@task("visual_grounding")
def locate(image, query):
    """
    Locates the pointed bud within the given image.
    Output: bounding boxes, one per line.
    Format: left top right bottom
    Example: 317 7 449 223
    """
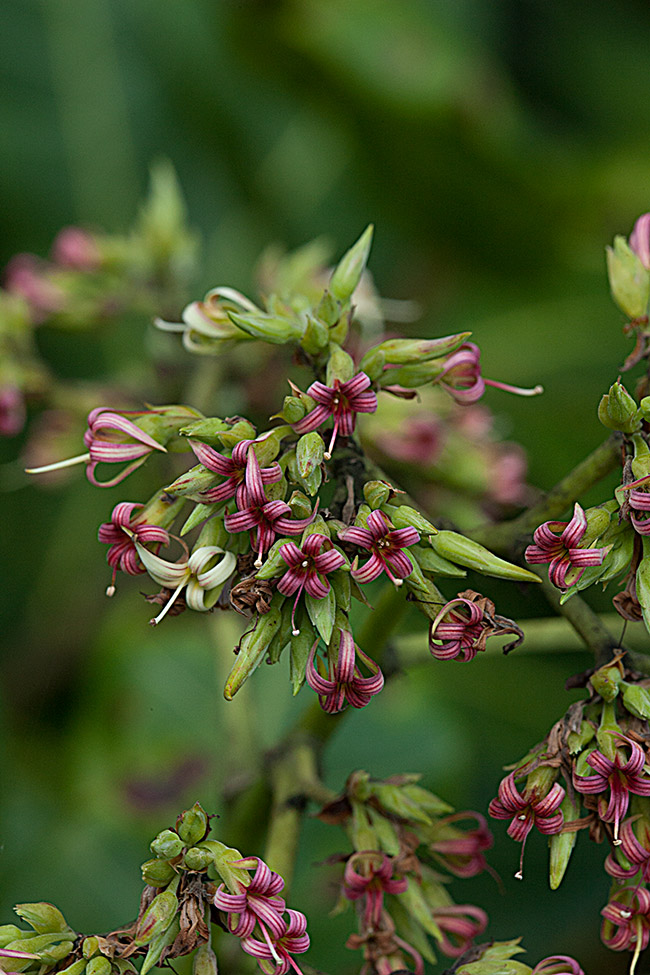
140 919 180 975
181 504 220 536
430 531 541 582
288 491 313 519
385 504 438 536
166 464 223 497
606 234 650 318
214 419 257 448
549 793 580 890
0 927 27 947
305 588 336 644
329 225 373 303
356 346 385 382
224 594 284 699
57 959 89 975
252 426 292 466
296 431 324 484
177 803 209 845
379 358 446 389
13 904 71 935
192 943 218 975
196 840 250 890
82 938 100 959
150 830 184 860
598 382 640 433
364 332 471 366
134 890 179 946
277 396 306 424
362 480 393 509
179 418 229 446
228 310 303 344
40 941 75 964
300 314 329 354
409 544 467 578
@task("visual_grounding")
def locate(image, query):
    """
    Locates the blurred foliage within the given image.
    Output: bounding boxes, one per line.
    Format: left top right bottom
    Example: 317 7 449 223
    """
3 0 650 972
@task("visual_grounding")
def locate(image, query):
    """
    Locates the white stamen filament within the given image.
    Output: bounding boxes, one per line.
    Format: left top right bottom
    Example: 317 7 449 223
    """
25 451 91 474
149 581 186 626
630 920 643 975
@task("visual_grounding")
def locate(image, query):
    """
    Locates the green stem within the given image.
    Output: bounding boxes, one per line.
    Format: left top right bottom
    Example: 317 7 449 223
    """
470 435 621 554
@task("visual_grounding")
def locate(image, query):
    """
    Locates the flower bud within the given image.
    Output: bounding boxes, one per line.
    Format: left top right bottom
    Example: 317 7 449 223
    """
597 382 640 433
192 943 218 975
150 829 184 860
177 802 209 845
196 840 250 890
57 959 89 975
590 659 624 702
40 941 75 964
297 432 324 480
278 396 306 424
140 919 180 975
379 358 445 389
215 419 257 448
253 425 292 466
165 464 223 497
549 794 580 890
182 847 213 871
0 926 27 947
86 956 112 975
288 491 314 520
223 594 284 699
141 859 176 888
409 544 467 578
134 889 179 946
606 235 650 318
363 480 392 509
179 418 229 446
300 314 329 355
385 504 437 536
82 938 100 959
229 310 303 344
329 225 373 303
621 681 650 719
326 344 355 385
430 530 540 582
316 289 340 327
195 518 229 550
14 904 70 935
356 346 385 382
364 332 471 366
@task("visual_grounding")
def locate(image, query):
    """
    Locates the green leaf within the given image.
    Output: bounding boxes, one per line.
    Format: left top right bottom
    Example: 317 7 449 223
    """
305 588 336 644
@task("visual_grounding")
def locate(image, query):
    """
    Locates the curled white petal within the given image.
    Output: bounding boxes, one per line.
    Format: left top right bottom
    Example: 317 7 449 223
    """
135 542 190 587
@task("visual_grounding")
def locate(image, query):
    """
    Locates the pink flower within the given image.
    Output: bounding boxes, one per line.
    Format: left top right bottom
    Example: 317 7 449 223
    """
488 772 565 879
276 534 346 634
214 857 287 940
606 817 650 883
531 956 584 975
630 214 650 270
342 852 407 930
306 630 384 713
377 416 443 465
601 886 650 961
428 812 493 878
524 502 608 589
293 372 377 458
572 733 650 843
189 439 282 506
437 342 542 405
624 478 650 536
240 909 310 975
4 253 65 323
339 509 419 587
0 385 26 436
429 590 524 662
51 227 100 270
83 408 167 486
431 904 487 958
98 501 170 594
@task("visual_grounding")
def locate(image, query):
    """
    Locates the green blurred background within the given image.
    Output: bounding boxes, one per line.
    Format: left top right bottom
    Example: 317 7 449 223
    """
3 0 650 971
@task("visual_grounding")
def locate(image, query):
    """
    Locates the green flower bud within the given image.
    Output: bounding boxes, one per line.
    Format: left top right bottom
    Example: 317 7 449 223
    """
195 518 229 550
621 681 650 719
40 941 75 965
350 801 379 852
300 314 329 355
278 396 306 424
255 539 289 579
297 432 324 480
14 904 70 935
197 841 250 890
366 807 400 856
82 937 100 959
329 225 373 303
396 882 443 940
182 847 213 871
326 344 355 385
567 719 596 755
606 235 650 318
598 382 640 433
590 659 624 702
549 793 580 890
137 406 204 452
316 289 340 327
409 544 467 578
216 419 257 449
637 538 650 633
384 504 437 536
141 859 176 887
150 829 184 860
364 332 471 366
165 464 222 498
0 926 27 947
181 504 221 536
330 567 351 613
192 943 218 975
631 433 650 482
140 919 180 975
134 889 179 947
379 359 445 389
253 426 292 466
228 310 303 345
356 347 385 382
288 491 313 519
363 480 393 509
179 418 229 446
430 531 540 582
224 593 284 699
177 802 209 846
86 956 112 975
57 959 89 975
